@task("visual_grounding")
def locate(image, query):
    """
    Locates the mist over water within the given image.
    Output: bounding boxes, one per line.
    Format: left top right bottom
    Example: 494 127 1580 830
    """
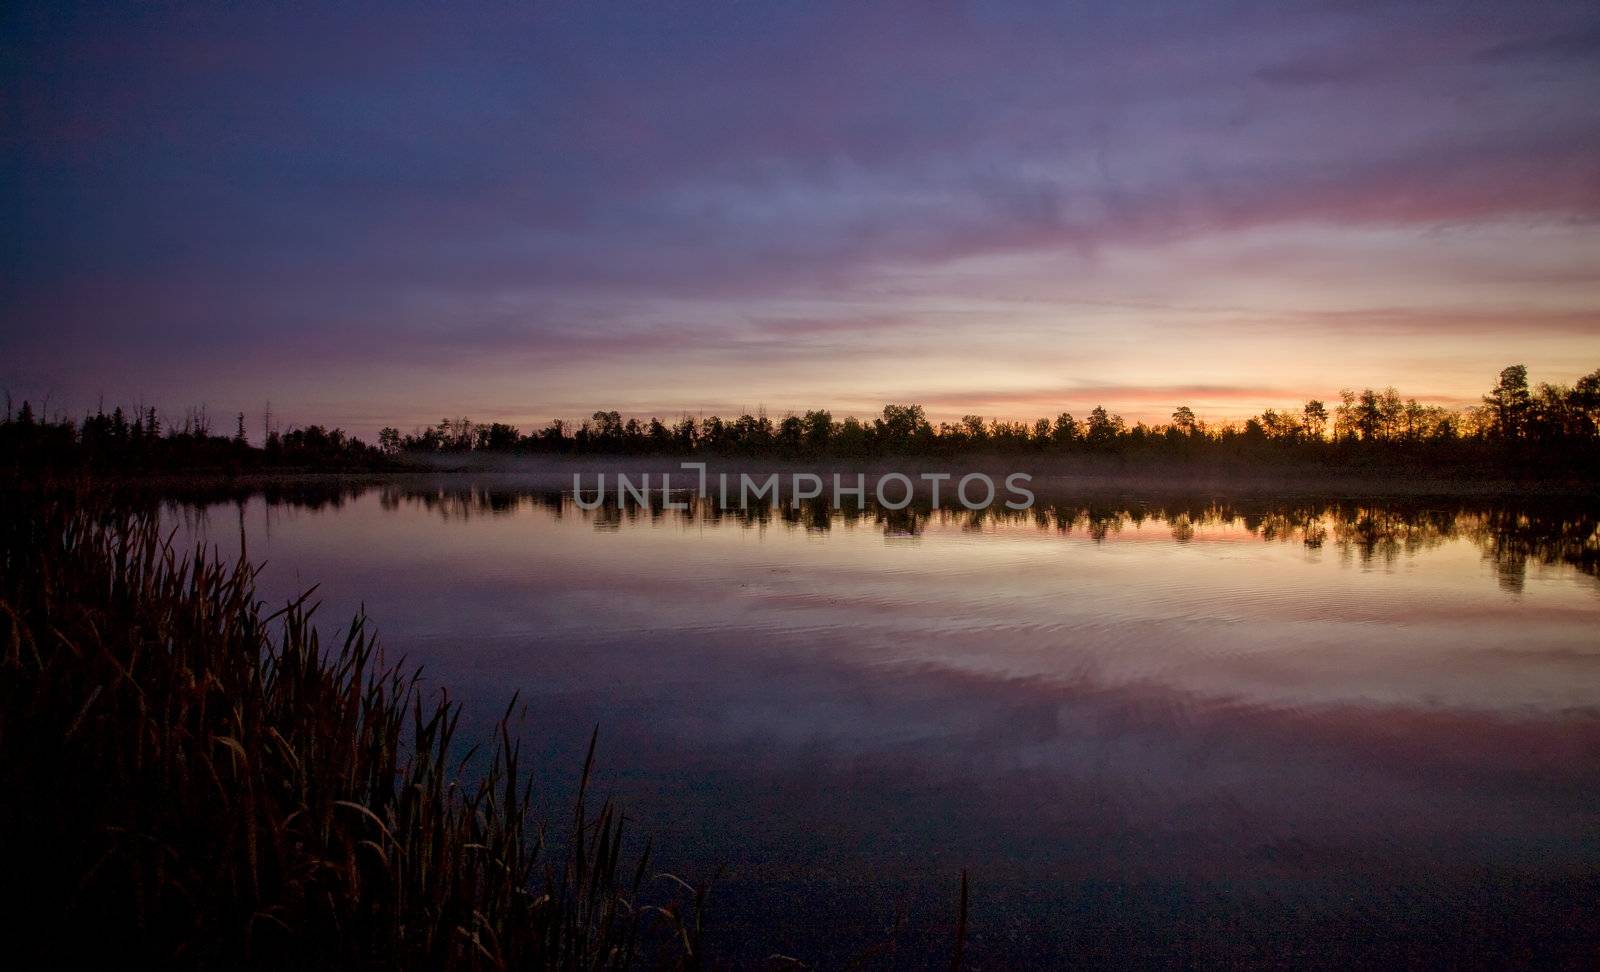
165 481 1600 967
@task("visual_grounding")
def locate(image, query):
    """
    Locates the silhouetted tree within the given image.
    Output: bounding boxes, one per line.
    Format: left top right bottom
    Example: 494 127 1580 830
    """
1051 412 1079 446
959 415 987 447
476 422 519 451
1259 408 1301 440
835 416 869 455
1086 406 1124 445
875 404 930 453
1303 400 1328 440
1485 364 1532 439
802 410 833 453
673 415 697 452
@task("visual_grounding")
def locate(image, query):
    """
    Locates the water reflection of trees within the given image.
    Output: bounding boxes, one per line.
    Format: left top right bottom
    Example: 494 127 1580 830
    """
156 483 1600 591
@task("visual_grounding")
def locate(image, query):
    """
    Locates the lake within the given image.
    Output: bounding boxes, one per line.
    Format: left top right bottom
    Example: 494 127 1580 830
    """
165 479 1600 967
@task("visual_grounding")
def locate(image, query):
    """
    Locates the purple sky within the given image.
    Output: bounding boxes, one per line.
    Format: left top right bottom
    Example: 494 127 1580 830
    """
4 0 1598 438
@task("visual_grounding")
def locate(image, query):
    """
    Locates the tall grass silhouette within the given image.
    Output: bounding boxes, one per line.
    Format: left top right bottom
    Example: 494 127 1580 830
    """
0 491 703 969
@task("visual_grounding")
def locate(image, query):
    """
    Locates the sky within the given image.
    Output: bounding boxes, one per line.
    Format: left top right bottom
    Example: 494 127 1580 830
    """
3 0 1598 439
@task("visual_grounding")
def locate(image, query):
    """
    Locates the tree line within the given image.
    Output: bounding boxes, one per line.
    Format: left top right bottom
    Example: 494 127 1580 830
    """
373 364 1598 458
3 364 1596 471
0 399 385 472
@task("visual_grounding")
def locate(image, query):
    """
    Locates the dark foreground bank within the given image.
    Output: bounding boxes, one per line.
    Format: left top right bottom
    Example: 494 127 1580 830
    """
0 490 744 968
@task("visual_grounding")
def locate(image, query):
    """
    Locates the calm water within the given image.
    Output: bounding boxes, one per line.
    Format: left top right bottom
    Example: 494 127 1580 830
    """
168 482 1600 967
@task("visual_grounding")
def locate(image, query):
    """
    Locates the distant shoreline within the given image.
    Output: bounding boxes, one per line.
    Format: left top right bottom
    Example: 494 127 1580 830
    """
69 455 1600 502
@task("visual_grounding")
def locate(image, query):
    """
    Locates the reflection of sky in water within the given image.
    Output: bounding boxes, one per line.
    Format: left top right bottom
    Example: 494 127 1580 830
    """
167 487 1600 966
